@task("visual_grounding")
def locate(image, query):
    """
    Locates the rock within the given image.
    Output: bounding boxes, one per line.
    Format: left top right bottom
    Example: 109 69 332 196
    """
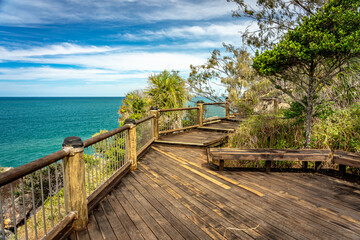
0 229 14 240
279 102 290 109
2 193 33 229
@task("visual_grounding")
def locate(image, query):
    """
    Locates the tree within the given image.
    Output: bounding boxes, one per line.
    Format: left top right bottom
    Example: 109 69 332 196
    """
227 0 325 50
118 90 150 124
253 0 360 148
146 70 189 109
188 43 272 113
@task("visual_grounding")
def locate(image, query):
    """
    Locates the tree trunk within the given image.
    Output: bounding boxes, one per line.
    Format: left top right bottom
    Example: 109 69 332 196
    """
304 97 313 149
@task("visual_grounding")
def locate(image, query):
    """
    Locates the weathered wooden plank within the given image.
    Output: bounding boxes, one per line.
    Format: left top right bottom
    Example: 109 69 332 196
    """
137 166 255 240
141 156 264 239
209 147 330 162
86 213 104 240
334 156 360 168
212 153 328 162
93 204 118 240
76 229 91 240
155 140 204 146
125 176 205 240
211 148 330 154
101 198 131 240
152 148 360 239
131 170 225 240
143 154 296 238
159 125 199 135
107 192 145 240
334 150 360 158
255 172 360 224
119 183 174 240
146 153 308 239
197 126 235 132
113 186 158 240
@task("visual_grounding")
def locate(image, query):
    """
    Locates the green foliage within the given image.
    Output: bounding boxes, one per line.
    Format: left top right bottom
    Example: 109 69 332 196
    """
118 90 151 125
253 0 360 76
253 0 360 147
331 58 360 107
147 70 189 109
90 130 126 171
228 0 324 50
181 109 198 127
284 96 334 123
230 104 360 152
230 115 304 149
188 44 258 102
188 43 272 114
312 104 360 151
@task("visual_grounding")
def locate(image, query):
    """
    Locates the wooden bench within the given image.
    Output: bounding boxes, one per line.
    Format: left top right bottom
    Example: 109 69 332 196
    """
333 150 360 176
208 148 331 172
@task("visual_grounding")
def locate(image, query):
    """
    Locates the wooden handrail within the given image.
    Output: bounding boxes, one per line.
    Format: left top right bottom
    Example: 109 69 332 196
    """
136 115 154 125
159 107 199 112
83 124 130 147
0 149 69 187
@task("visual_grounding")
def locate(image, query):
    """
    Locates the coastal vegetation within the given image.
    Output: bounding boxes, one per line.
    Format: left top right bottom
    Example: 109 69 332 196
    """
188 0 360 152
118 70 189 125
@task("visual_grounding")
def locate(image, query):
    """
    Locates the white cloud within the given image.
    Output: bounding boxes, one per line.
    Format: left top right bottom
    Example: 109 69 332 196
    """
0 43 113 62
143 0 237 21
0 43 208 72
34 52 207 71
0 67 148 82
0 0 236 26
122 21 257 42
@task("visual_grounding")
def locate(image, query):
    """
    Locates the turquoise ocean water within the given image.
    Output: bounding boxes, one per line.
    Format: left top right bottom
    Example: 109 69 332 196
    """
0 97 124 167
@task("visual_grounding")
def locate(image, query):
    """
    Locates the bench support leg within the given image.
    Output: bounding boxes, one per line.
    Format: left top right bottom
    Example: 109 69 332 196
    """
315 161 321 172
265 160 271 172
219 160 224 171
339 164 346 176
302 161 308 170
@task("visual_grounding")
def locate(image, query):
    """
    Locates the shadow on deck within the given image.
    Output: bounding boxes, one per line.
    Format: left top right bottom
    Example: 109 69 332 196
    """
71 121 360 240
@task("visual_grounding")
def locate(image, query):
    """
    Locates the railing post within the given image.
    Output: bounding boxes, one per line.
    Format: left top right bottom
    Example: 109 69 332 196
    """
62 136 88 231
125 119 137 171
225 98 230 118
150 107 159 139
197 101 204 127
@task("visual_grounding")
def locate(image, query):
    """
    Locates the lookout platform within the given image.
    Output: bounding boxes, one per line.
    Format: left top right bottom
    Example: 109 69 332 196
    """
71 122 360 240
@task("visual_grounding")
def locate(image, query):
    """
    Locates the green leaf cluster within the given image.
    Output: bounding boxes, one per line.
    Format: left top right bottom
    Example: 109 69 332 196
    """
147 70 189 109
253 0 360 76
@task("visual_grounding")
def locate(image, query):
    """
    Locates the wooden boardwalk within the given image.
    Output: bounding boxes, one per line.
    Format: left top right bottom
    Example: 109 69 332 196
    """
72 143 360 239
155 121 239 147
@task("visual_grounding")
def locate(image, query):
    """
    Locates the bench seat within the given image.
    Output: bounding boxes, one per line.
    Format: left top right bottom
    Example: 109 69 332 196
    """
333 150 360 175
208 148 330 171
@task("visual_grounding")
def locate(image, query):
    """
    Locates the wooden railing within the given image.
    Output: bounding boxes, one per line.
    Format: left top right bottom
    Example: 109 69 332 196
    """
0 102 227 239
202 102 229 123
0 115 156 239
152 101 230 135
0 147 72 239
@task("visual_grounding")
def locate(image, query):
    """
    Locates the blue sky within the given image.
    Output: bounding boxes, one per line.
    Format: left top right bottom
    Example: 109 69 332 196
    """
0 0 255 97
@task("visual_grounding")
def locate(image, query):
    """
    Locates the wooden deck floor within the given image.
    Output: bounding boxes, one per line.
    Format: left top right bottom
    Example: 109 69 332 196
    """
156 129 229 147
203 120 241 130
74 144 360 240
